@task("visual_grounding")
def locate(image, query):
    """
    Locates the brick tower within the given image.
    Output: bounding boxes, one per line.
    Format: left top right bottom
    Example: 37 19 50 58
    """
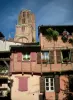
14 10 36 43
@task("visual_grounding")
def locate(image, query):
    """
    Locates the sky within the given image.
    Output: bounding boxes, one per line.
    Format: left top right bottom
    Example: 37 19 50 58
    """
0 0 73 41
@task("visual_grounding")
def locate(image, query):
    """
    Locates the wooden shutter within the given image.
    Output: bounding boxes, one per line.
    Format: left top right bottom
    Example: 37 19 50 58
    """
37 52 41 64
70 49 73 62
40 76 45 93
17 52 22 62
30 52 37 62
56 50 61 63
49 50 54 64
54 75 60 93
18 77 28 91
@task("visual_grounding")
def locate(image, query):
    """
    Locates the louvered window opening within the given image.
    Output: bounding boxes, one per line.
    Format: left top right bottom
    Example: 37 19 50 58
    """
41 51 49 64
61 50 71 63
22 18 25 24
23 12 26 17
22 52 30 61
45 77 54 92
22 26 25 32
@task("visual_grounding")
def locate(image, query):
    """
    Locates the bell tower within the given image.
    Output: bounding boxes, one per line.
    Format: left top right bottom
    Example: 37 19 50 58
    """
14 10 36 43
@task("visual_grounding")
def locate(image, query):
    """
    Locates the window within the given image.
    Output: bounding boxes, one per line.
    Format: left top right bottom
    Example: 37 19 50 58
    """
22 52 30 61
45 77 54 92
23 12 26 17
61 50 71 63
41 51 49 64
22 26 25 32
22 18 25 24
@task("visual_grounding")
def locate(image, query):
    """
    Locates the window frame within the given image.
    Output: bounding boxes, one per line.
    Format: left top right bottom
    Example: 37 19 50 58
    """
45 77 54 92
41 51 49 64
61 49 71 63
22 52 30 61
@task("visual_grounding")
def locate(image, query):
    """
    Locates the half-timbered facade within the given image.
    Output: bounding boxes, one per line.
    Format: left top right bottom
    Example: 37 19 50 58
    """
9 25 73 100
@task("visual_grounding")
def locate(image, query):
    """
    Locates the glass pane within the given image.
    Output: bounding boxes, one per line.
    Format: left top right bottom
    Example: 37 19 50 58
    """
51 87 54 90
46 87 49 90
46 83 49 86
50 78 53 82
46 78 48 82
51 83 53 86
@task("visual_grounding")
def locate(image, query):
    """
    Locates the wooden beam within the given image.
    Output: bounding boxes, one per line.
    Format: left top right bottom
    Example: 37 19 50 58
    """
0 58 10 61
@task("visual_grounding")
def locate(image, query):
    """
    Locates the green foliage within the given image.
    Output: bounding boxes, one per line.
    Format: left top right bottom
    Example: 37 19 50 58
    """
46 28 59 41
68 38 73 44
53 30 59 41
61 36 68 43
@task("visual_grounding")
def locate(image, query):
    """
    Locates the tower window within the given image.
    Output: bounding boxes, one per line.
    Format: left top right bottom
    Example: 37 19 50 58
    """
23 12 26 17
22 18 25 24
22 26 25 32
27 12 30 18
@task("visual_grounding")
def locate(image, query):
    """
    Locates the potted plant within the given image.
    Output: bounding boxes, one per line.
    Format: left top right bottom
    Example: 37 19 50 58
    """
61 36 68 43
63 57 70 63
68 38 73 44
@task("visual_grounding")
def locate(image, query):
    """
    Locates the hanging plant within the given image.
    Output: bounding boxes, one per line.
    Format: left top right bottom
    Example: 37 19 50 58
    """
68 38 73 44
61 36 68 43
52 30 59 41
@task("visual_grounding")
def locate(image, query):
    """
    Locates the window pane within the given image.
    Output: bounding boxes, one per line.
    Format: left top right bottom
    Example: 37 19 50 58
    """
46 78 48 82
46 87 49 90
51 83 53 86
50 78 53 82
23 53 30 60
46 83 49 86
51 87 54 90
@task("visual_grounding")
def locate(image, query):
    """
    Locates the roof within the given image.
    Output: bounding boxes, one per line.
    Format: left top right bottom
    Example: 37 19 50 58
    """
38 25 73 36
10 42 41 52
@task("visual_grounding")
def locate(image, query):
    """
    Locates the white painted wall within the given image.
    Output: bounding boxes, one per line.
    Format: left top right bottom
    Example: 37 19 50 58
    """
0 40 21 51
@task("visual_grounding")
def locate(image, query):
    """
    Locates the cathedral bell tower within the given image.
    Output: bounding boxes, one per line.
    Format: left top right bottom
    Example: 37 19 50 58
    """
14 10 36 43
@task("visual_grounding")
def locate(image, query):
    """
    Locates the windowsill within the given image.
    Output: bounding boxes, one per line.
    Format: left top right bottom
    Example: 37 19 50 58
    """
45 90 54 92
61 61 71 64
22 60 30 62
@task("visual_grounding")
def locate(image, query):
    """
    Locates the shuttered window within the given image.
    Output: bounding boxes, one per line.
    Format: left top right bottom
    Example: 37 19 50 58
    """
30 52 37 62
54 75 60 93
49 50 54 64
40 77 45 93
18 77 28 91
17 52 22 62
56 50 61 63
45 77 54 92
37 52 41 64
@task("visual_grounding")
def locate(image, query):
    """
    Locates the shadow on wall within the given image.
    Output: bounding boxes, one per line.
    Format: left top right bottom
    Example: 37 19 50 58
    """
61 75 73 100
